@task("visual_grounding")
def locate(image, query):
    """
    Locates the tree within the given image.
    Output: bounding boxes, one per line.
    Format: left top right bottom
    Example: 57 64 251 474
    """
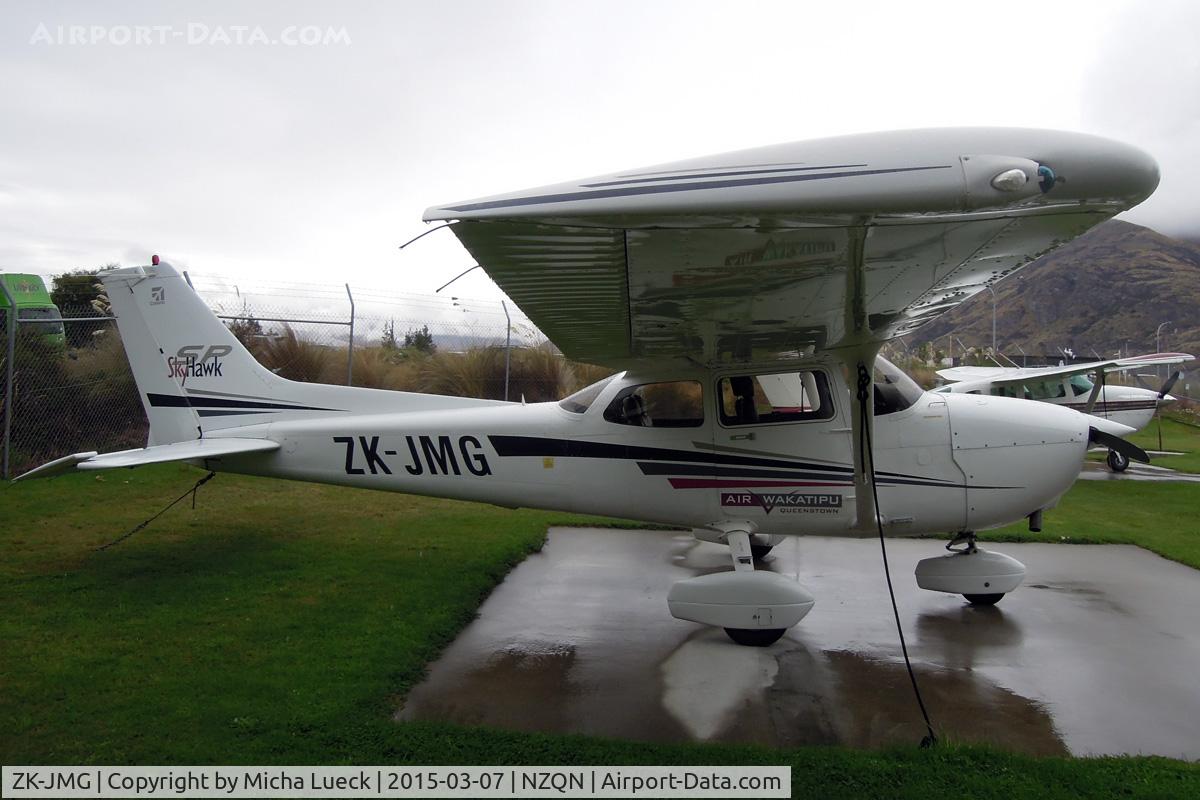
403 324 436 354
51 264 119 348
381 318 398 351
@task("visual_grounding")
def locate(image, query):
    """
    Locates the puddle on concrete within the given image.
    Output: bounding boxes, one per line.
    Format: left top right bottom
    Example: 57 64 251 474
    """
397 528 1200 758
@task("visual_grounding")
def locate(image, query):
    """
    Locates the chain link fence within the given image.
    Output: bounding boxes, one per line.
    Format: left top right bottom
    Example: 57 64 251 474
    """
1 272 612 479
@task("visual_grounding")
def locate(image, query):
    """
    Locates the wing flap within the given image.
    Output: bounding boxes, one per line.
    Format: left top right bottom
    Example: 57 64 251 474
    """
14 438 279 481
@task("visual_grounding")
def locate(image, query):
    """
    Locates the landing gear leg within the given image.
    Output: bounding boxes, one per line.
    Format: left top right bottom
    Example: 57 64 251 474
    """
915 531 1026 605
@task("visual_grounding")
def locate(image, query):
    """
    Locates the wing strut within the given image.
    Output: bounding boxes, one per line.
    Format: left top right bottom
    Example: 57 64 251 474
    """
1084 367 1107 416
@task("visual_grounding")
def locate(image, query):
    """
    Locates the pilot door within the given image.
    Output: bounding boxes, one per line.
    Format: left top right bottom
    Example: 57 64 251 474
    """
709 366 854 533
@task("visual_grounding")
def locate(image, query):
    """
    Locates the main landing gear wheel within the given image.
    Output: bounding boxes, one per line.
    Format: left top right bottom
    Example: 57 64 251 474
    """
963 593 1004 606
724 627 787 647
668 529 815 647
1107 448 1130 472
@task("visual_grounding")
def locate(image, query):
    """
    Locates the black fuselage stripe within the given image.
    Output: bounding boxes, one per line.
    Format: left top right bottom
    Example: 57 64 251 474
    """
637 461 1005 489
447 165 953 213
489 434 854 474
146 393 339 412
488 435 957 485
196 409 273 417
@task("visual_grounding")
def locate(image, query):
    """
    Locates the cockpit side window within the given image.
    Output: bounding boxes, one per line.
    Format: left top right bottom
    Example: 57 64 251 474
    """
1026 379 1067 400
602 380 704 427
718 370 835 426
872 356 924 416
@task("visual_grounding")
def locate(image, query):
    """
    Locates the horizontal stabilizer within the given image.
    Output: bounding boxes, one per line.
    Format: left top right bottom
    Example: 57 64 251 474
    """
14 438 279 482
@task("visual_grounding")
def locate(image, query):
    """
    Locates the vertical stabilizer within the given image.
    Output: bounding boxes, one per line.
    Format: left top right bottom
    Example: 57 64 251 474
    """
102 262 288 444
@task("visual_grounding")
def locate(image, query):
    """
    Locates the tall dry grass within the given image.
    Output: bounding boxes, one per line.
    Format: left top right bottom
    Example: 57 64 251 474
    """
256 325 332 383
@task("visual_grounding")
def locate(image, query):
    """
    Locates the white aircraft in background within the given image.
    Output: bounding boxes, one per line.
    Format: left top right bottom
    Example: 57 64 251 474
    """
936 352 1193 471
16 128 1160 646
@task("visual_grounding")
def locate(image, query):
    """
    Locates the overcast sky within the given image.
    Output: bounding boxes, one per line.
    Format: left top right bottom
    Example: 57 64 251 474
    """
1 0 1196 304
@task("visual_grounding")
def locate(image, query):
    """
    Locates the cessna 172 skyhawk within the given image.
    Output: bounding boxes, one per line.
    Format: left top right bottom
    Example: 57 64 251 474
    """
936 353 1194 471
17 128 1160 646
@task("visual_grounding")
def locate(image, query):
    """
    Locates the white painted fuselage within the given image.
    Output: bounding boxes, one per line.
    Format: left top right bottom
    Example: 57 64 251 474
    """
212 364 1093 537
937 377 1164 434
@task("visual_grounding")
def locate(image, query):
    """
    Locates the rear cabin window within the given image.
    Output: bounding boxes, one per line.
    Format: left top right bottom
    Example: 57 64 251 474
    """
1069 374 1094 396
718 370 834 426
603 381 704 427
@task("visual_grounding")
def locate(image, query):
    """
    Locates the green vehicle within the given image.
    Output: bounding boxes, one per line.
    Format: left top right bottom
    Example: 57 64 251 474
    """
0 273 66 347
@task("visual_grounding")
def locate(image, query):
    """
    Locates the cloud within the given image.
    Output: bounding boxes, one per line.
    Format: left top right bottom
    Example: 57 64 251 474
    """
1081 0 1200 236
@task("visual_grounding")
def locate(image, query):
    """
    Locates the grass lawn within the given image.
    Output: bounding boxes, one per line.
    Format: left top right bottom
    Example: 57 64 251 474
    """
978 480 1200 569
1130 415 1200 473
1087 414 1200 473
2 465 1198 797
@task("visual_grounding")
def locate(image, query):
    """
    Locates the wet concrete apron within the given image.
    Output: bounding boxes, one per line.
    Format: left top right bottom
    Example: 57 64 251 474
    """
398 529 1200 759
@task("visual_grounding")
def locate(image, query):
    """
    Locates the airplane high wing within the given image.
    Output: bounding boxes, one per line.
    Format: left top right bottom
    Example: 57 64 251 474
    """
937 352 1195 387
14 128 1164 649
424 128 1159 367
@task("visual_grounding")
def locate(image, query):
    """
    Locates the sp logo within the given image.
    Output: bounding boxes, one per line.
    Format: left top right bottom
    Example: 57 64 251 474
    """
176 344 232 363
166 344 232 379
150 286 165 304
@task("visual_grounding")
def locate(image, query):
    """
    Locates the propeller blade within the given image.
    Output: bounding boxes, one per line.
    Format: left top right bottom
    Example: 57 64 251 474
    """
1158 370 1181 399
1089 427 1150 464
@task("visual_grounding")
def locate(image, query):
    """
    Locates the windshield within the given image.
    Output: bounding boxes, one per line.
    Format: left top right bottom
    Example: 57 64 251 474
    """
873 356 924 415
558 373 618 413
1069 374 1094 396
18 306 64 335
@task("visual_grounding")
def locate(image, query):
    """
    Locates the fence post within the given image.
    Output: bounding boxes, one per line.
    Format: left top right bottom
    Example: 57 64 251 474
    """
0 279 16 479
345 283 355 387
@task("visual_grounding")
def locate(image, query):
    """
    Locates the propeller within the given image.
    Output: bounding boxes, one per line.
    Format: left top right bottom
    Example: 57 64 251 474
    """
1089 427 1150 464
1158 370 1182 400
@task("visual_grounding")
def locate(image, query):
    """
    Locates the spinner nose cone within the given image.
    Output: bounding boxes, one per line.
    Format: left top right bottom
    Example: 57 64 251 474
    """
1081 414 1137 438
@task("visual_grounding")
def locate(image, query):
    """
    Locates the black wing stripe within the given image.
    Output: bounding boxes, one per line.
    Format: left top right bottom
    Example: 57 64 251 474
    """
447 165 953 213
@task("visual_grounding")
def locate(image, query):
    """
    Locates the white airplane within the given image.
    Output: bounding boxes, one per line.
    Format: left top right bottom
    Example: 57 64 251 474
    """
17 128 1160 646
935 352 1193 471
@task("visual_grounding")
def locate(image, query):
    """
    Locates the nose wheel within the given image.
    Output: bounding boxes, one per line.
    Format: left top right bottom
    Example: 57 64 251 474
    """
915 532 1026 604
1106 448 1130 472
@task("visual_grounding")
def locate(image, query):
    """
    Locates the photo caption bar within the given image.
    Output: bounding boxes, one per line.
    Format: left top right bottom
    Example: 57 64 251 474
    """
2 766 789 798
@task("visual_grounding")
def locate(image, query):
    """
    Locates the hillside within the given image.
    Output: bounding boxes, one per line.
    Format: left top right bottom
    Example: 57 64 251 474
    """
908 220 1200 360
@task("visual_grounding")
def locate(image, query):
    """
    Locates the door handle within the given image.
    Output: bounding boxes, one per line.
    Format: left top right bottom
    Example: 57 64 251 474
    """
729 432 756 441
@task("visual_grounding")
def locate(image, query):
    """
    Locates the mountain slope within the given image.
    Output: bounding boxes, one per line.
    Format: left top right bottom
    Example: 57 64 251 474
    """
909 220 1200 359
